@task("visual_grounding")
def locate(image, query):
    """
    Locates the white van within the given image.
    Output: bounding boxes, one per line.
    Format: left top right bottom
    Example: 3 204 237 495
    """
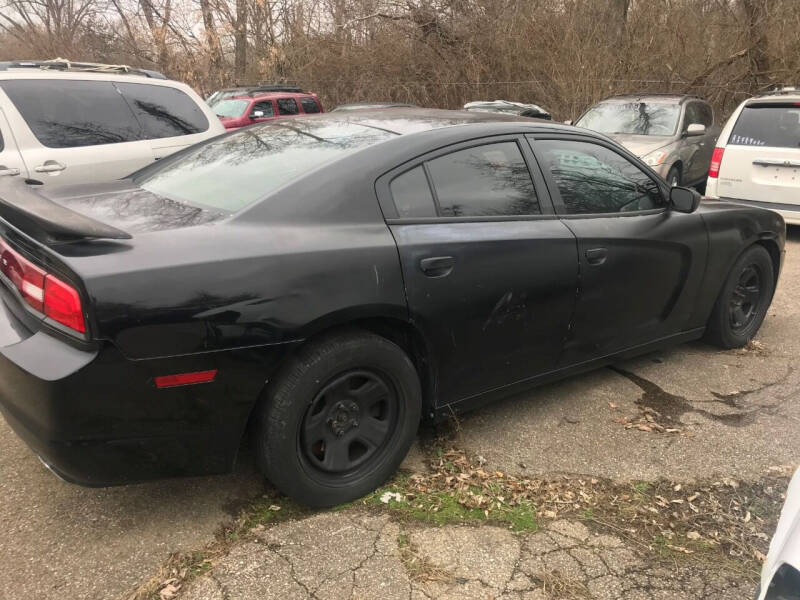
0 59 224 188
706 88 800 224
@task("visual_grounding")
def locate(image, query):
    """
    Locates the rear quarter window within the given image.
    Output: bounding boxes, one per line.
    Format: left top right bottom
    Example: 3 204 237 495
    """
730 104 800 148
116 82 209 138
300 97 321 114
0 79 141 148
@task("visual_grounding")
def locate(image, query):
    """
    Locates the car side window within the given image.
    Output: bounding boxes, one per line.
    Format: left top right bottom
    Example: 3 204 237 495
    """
535 139 665 215
252 101 274 117
426 142 540 217
698 103 713 127
300 97 320 114
115 83 209 139
0 79 141 148
390 166 437 218
277 98 299 115
684 102 703 129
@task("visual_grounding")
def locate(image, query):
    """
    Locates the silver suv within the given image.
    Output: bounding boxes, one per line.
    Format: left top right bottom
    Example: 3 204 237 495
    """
0 59 224 188
574 94 721 189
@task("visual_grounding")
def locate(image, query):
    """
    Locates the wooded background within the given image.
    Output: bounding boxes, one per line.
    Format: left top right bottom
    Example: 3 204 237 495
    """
1 0 798 120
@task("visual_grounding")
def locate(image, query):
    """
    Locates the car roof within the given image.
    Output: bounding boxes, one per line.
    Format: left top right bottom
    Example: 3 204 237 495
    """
0 60 166 80
601 94 701 104
254 107 569 135
0 68 186 88
229 91 316 101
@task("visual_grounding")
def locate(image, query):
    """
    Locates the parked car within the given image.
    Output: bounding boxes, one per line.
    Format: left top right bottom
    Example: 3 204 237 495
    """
212 89 323 130
0 59 224 188
205 84 306 107
705 87 800 225
755 468 800 600
574 94 720 189
331 103 417 112
464 100 552 120
0 109 784 507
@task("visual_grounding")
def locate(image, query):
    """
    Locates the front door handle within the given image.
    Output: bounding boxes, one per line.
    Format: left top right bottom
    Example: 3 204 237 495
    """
420 256 455 278
0 166 20 177
585 248 608 266
34 160 66 174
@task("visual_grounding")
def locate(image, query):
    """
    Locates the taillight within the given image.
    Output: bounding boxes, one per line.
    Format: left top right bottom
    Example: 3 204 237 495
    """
708 147 725 178
0 239 45 311
44 274 85 333
0 237 85 334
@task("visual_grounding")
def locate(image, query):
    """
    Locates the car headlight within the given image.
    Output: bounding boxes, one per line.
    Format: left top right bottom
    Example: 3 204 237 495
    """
643 150 668 166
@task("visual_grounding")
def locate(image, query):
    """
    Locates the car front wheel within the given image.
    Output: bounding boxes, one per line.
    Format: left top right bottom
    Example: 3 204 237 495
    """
256 330 422 507
705 245 775 349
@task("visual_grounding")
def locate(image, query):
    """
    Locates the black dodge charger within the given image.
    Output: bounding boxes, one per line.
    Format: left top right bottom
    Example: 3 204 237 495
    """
0 109 785 506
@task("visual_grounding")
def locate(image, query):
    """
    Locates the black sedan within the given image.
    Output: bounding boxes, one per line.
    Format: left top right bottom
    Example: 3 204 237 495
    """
0 109 785 507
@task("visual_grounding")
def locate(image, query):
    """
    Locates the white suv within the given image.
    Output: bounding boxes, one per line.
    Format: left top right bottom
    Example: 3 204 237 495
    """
0 59 224 188
706 88 800 224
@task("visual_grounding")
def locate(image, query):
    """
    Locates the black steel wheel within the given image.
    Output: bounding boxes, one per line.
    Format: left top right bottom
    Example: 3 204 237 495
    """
300 369 399 478
256 330 421 507
728 264 762 333
705 245 774 349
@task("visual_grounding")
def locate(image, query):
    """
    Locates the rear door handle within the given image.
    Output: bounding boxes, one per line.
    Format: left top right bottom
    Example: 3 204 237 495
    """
420 256 455 278
585 248 607 266
0 166 20 177
35 160 66 173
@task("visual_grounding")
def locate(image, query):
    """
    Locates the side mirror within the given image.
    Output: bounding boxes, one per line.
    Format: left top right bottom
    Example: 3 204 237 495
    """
250 110 264 119
564 119 573 125
685 123 706 137
669 186 701 213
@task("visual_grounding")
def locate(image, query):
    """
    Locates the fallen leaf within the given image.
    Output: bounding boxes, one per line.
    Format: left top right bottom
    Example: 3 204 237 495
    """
686 531 701 540
608 402 617 409
666 544 694 554
269 505 281 511
744 511 751 523
159 583 181 600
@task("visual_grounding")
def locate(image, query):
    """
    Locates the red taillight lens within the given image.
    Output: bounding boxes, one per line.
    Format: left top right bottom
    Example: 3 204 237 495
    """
44 274 85 333
708 147 725 178
0 239 46 311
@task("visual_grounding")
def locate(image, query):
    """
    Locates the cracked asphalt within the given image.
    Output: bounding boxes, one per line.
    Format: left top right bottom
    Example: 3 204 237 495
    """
183 513 751 600
0 228 798 600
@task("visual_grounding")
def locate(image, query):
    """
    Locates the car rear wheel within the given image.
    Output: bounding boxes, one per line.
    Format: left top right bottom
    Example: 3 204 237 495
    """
256 330 421 507
666 165 681 187
705 245 774 349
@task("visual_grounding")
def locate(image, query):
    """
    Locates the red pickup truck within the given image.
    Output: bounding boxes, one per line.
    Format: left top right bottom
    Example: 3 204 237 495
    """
211 91 324 130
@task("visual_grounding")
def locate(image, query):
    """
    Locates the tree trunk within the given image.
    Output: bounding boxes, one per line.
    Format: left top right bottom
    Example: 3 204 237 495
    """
234 0 247 82
741 0 770 90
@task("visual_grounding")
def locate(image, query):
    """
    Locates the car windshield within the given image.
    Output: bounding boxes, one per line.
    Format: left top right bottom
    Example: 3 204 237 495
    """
213 99 249 118
576 102 681 136
134 120 397 212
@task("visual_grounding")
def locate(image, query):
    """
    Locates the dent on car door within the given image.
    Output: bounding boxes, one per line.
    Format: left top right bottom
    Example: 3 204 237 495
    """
0 79 154 186
529 136 708 366
379 137 579 407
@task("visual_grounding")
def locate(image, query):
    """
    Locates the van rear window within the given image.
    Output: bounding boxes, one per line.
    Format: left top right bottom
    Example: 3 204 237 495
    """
729 104 800 148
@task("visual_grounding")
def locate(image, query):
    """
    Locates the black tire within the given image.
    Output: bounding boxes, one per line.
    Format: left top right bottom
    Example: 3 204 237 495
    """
705 245 774 349
256 330 421 507
666 165 681 187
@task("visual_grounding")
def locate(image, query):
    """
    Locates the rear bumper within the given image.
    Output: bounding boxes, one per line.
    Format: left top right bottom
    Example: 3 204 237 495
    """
718 196 800 225
0 299 293 486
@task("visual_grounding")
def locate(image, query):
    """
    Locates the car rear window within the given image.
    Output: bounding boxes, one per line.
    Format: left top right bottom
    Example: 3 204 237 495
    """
116 82 209 138
1 79 141 148
134 120 396 213
729 104 800 148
